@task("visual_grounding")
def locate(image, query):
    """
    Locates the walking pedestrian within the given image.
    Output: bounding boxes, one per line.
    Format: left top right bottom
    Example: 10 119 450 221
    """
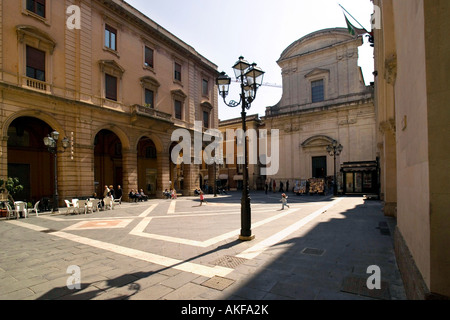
199 191 207 206
280 193 290 210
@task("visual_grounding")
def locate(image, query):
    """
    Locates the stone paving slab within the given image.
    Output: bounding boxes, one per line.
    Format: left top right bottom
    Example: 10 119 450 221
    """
0 193 406 303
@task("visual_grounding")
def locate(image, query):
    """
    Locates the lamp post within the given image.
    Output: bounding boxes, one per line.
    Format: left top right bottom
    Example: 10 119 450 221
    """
326 140 343 196
43 131 69 212
217 56 265 241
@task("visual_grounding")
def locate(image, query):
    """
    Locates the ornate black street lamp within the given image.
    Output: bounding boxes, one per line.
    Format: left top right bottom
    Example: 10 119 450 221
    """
326 140 343 196
43 131 69 212
217 57 265 241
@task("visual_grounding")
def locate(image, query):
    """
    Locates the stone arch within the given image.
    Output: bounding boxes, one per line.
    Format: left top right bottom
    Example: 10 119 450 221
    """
2 110 64 138
301 135 335 148
91 124 130 150
3 114 62 205
133 133 164 154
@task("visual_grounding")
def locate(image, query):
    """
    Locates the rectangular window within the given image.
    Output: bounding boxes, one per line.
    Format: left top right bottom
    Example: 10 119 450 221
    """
27 0 46 18
203 111 209 128
26 46 46 81
145 89 154 108
105 24 117 51
145 47 154 68
105 74 118 101
174 100 182 120
311 79 324 103
174 63 182 81
202 79 209 96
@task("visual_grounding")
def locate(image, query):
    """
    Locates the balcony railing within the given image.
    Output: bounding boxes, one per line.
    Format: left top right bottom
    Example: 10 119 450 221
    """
22 77 51 93
131 104 173 123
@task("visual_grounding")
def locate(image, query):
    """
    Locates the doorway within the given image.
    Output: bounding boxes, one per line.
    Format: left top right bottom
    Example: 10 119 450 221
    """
312 156 327 178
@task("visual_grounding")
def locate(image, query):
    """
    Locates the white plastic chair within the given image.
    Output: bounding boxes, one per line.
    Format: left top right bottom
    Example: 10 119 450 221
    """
76 200 88 215
113 196 122 206
85 200 95 214
64 200 75 215
6 203 18 220
94 199 101 212
103 197 114 210
15 202 28 219
27 201 40 217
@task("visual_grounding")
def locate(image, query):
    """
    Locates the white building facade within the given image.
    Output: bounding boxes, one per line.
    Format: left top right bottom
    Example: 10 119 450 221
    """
264 28 377 194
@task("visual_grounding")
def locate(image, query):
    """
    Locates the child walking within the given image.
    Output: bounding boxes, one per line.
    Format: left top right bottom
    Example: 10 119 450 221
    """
199 191 207 206
280 193 290 210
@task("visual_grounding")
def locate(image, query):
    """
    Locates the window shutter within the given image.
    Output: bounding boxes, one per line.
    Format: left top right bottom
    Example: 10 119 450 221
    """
105 74 118 101
26 46 45 70
145 47 154 68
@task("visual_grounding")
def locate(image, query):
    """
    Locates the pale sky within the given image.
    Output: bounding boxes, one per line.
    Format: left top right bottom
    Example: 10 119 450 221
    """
126 0 375 120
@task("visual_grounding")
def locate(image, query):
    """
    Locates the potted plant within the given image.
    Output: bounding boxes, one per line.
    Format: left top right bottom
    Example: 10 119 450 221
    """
0 177 24 217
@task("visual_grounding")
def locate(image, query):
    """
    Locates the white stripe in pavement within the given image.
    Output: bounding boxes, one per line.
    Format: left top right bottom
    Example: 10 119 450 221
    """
237 197 345 260
52 231 233 278
139 204 158 217
167 200 176 214
5 220 50 232
129 207 301 248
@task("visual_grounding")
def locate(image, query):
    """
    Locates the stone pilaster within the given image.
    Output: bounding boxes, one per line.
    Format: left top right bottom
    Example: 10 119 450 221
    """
157 152 170 198
122 150 138 201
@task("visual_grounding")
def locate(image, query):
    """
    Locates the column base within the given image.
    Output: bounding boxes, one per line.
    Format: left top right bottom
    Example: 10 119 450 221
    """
239 235 255 241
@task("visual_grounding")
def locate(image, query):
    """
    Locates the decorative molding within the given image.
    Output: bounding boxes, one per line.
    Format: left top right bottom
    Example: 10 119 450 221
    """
379 118 396 134
16 25 56 54
99 60 125 78
385 54 397 85
301 135 335 148
304 68 330 79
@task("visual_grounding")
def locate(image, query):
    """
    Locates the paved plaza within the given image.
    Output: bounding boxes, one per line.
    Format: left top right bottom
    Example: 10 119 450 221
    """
0 191 406 301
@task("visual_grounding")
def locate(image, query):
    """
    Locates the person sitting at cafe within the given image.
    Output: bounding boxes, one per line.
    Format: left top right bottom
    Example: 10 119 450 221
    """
129 189 138 202
163 189 171 199
139 189 149 201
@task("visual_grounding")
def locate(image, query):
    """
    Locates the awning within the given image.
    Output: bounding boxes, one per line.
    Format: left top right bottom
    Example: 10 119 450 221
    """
233 175 243 181
341 161 378 172
204 175 208 180
218 174 228 180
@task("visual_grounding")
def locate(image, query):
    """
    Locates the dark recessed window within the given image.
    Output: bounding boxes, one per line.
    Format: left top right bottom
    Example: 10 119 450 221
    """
145 89 154 108
27 0 46 18
202 79 209 96
311 79 324 103
105 74 118 101
174 63 182 81
26 46 46 81
203 111 209 128
145 46 154 68
174 100 182 120
145 146 157 159
105 24 117 51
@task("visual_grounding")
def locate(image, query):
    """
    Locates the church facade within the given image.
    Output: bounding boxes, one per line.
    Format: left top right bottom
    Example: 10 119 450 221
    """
264 28 377 195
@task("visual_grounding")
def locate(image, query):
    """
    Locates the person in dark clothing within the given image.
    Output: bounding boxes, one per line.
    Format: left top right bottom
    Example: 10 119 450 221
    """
279 181 284 192
116 185 123 203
